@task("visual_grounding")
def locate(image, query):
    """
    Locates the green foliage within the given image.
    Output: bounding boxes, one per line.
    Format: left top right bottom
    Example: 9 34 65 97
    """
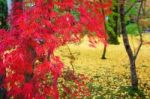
126 23 139 35
54 4 80 22
106 17 120 44
119 86 145 98
0 0 8 29
105 0 120 44
71 10 80 21
125 1 144 36
106 22 114 36
54 4 59 12
127 7 137 16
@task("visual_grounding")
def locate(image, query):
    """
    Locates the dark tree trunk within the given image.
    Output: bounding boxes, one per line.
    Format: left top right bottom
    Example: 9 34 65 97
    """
119 0 138 88
101 45 107 59
129 59 138 88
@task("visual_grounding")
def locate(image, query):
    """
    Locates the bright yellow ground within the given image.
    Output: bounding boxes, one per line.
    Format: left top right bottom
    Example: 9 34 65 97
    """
55 34 150 98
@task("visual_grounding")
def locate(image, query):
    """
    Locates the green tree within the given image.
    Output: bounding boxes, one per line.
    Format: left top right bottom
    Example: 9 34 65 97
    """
119 0 144 89
107 0 120 44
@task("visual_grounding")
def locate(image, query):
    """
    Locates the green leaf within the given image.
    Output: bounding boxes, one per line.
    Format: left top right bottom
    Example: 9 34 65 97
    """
126 23 139 35
71 10 80 21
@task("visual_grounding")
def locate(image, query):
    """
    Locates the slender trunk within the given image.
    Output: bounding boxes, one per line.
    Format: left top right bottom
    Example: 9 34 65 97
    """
101 45 107 59
119 0 138 88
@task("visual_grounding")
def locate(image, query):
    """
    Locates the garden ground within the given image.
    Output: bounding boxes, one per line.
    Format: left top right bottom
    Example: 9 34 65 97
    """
55 34 150 98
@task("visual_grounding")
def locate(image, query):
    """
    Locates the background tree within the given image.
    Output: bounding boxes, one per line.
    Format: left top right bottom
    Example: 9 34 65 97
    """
106 0 120 44
0 0 8 29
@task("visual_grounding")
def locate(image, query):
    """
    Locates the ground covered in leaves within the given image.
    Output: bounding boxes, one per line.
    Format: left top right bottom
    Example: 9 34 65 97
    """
55 34 150 98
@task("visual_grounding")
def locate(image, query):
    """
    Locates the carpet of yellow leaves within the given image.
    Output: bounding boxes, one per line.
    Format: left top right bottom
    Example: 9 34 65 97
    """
55 34 150 98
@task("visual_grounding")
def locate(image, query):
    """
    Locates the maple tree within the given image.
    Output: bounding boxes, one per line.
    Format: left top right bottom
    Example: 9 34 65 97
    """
0 0 111 98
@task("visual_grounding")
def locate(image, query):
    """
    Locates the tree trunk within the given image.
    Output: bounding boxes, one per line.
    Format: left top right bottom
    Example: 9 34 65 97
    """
129 59 138 88
101 45 107 59
99 0 107 59
119 0 138 88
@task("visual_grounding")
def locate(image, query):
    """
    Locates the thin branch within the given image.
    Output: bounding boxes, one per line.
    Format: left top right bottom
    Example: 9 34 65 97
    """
125 0 137 15
134 0 144 60
130 36 136 53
